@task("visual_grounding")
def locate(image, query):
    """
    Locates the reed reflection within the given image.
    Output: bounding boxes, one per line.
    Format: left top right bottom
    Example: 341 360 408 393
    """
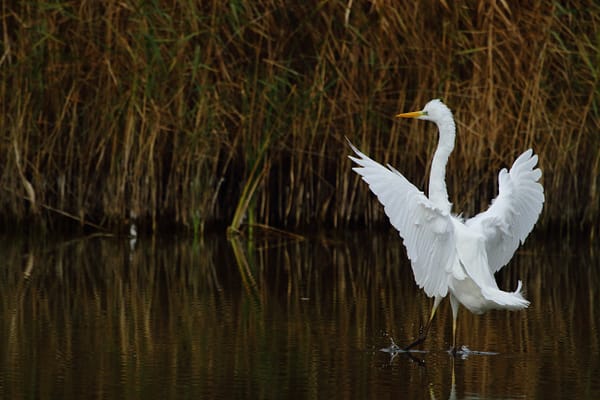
0 233 598 399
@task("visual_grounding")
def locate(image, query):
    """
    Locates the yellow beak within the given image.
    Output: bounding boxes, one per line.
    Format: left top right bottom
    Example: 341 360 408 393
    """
395 110 425 119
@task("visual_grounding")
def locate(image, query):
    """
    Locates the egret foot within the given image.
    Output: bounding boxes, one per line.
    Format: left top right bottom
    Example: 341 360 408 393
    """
404 297 441 351
404 333 427 351
403 321 429 350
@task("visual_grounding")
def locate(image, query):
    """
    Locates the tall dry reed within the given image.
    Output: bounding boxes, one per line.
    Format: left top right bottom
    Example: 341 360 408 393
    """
0 1 598 232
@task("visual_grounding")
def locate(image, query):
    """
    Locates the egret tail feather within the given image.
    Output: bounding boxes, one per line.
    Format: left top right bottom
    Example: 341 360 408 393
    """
481 280 529 310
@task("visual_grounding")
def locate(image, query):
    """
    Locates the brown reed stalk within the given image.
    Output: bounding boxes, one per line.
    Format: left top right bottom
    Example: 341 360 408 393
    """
0 1 598 232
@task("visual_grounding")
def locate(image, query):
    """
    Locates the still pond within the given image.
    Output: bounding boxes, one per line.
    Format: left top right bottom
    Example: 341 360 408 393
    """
0 231 598 399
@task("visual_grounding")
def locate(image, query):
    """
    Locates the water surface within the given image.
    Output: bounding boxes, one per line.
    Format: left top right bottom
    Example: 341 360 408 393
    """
0 231 598 399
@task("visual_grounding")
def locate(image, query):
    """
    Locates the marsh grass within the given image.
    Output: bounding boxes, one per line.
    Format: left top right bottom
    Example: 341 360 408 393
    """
1 1 598 232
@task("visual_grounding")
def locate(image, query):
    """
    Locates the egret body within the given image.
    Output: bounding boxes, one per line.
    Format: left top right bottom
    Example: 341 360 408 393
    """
348 99 544 351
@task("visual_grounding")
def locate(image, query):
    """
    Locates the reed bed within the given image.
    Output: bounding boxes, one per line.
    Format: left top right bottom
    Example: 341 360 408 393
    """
1 1 598 232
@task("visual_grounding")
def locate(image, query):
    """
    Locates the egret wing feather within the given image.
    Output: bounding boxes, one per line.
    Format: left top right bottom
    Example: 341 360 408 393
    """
466 149 544 273
348 141 455 298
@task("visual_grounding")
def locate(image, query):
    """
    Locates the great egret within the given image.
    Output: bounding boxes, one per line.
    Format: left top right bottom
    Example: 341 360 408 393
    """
348 99 544 352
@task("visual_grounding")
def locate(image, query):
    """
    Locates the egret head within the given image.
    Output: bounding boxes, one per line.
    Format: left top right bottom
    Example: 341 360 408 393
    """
396 99 453 125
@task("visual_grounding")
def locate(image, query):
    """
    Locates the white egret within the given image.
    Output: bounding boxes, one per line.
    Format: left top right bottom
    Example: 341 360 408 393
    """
348 99 544 352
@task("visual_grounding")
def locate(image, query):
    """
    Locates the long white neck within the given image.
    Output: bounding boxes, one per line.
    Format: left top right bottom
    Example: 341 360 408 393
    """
428 116 456 212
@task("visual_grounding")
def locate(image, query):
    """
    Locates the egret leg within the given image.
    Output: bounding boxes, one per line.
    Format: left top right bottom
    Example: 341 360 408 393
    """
405 296 442 350
450 294 460 354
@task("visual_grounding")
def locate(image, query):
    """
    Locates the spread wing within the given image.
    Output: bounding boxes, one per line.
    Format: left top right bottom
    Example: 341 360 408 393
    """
466 149 544 273
348 140 455 298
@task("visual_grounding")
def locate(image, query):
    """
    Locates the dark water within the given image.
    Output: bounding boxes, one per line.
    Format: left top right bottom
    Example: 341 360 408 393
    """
0 231 598 399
